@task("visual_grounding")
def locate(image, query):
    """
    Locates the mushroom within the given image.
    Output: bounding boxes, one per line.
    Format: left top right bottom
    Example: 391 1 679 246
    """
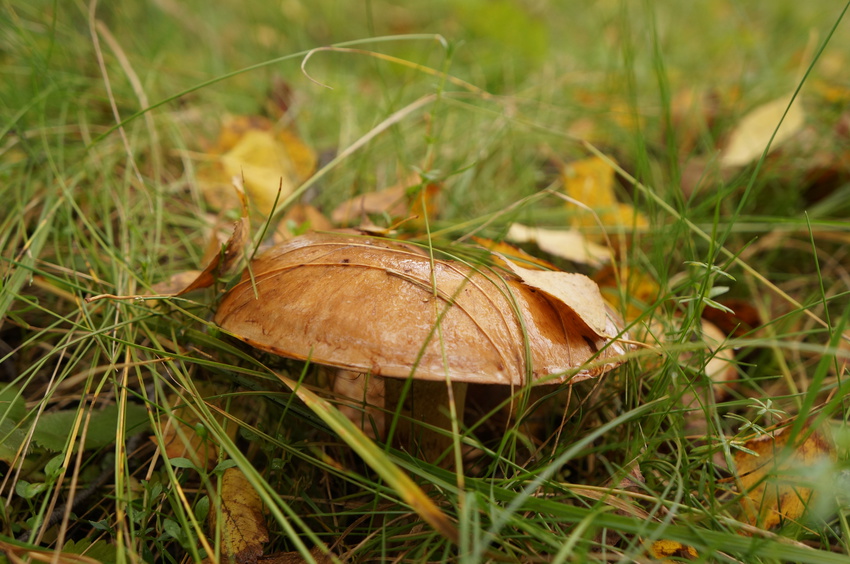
214 231 627 463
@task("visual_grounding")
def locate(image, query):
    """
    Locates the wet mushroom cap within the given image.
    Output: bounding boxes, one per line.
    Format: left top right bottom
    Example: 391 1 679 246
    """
214 232 626 385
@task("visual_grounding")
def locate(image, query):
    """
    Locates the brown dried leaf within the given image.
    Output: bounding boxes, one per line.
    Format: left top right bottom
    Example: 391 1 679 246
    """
259 547 333 564
157 382 256 470
700 298 762 338
215 232 627 386
472 236 557 271
214 468 269 564
150 270 204 295
88 193 249 303
331 174 439 229
506 223 610 267
175 216 248 296
734 424 836 529
331 184 410 225
501 259 613 339
158 383 230 469
274 203 333 243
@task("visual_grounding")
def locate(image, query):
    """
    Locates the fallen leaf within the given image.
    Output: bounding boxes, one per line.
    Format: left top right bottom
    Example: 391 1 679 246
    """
506 223 610 267
700 320 736 390
734 423 836 529
331 173 439 229
215 232 627 386
562 156 618 209
472 235 557 270
274 203 333 243
720 95 805 169
593 265 661 323
150 270 205 296
812 79 850 105
89 194 249 303
198 115 316 216
332 183 410 225
158 382 252 470
259 547 333 564
501 258 613 339
213 467 269 564
172 185 249 296
649 539 698 561
560 156 649 238
700 297 761 339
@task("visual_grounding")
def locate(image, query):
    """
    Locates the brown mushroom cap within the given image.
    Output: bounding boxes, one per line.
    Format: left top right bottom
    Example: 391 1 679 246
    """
214 232 627 386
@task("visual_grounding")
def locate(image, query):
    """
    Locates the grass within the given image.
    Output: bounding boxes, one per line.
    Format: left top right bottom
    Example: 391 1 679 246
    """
2 0 850 562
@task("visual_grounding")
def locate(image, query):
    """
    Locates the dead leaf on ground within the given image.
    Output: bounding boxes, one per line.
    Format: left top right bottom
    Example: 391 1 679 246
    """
649 539 699 561
472 236 558 271
331 173 440 230
198 115 316 216
734 423 836 529
150 269 205 296
700 297 762 338
699 319 736 391
259 547 333 564
274 203 333 243
506 223 610 267
594 265 661 323
500 258 614 339
559 156 648 239
212 467 269 564
164 185 249 296
157 382 254 470
719 94 805 169
90 188 249 303
812 79 850 105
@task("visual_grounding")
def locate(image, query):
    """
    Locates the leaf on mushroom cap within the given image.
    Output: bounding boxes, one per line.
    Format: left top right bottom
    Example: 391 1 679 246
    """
500 258 612 338
214 232 627 386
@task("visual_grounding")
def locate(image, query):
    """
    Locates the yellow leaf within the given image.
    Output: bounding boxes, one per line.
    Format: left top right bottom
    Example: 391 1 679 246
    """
649 539 698 561
720 95 805 168
198 116 316 216
734 424 836 529
220 130 296 215
560 156 648 237
593 266 661 323
563 156 618 208
472 235 558 271
214 468 269 563
506 223 610 267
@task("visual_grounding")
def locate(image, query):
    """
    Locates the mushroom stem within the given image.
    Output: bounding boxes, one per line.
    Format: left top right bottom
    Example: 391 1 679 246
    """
331 369 387 439
385 378 467 467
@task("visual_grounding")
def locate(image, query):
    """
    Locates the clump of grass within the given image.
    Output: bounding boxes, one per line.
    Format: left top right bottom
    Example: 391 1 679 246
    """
2 1 849 562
